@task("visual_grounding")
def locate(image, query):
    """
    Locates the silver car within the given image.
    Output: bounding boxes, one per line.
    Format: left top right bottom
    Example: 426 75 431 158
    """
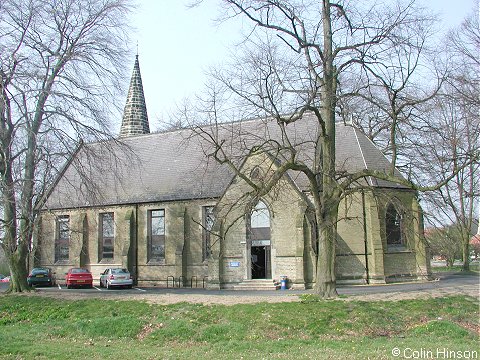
99 268 133 289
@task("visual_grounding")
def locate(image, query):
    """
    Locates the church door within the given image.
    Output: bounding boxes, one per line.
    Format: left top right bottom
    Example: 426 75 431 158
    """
251 244 271 279
248 201 271 279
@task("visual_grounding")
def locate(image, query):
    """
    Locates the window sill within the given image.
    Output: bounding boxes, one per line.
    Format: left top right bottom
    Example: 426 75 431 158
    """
99 258 115 264
147 259 166 265
54 260 70 265
385 246 412 254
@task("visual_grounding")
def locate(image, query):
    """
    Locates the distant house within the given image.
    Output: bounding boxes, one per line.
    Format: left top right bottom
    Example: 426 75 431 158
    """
33 56 431 289
470 222 480 259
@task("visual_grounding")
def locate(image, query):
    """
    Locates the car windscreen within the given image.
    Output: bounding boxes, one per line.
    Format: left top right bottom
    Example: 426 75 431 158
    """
71 268 89 274
111 269 129 274
31 268 49 275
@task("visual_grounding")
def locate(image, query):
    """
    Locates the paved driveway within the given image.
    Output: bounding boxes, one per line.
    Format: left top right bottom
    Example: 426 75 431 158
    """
1 272 478 304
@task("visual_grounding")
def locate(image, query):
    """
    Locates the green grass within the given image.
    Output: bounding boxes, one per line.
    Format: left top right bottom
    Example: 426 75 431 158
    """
432 264 479 273
0 295 478 359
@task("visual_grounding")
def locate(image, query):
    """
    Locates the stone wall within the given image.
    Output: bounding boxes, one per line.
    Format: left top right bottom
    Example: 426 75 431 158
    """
37 199 214 286
36 178 430 289
214 153 311 288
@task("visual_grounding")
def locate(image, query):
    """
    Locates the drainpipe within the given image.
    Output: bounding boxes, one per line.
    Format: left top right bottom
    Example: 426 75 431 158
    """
362 191 370 284
135 204 139 286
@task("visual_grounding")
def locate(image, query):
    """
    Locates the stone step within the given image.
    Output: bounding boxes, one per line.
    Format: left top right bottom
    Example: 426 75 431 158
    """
233 279 280 291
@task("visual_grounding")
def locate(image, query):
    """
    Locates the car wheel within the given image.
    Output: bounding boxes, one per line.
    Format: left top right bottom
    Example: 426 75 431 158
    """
128 285 133 289
66 284 70 289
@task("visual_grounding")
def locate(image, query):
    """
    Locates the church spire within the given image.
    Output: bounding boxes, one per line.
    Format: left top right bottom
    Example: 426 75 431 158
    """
119 55 150 137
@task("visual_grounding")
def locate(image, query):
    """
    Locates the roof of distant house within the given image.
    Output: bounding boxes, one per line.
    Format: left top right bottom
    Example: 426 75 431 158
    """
471 234 480 245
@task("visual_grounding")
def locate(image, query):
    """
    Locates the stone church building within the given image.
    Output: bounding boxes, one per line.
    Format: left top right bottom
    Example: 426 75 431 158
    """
34 56 431 289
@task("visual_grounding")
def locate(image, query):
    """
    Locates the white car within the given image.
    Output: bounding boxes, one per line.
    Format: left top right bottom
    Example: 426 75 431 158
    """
99 268 133 289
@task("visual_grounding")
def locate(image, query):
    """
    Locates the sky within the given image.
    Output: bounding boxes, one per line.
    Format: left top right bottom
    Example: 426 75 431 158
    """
128 0 478 131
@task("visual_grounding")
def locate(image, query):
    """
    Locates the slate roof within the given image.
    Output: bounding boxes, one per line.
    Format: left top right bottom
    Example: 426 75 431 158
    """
43 113 408 210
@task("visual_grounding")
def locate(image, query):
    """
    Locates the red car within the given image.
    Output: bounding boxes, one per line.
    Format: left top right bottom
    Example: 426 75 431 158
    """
65 268 93 289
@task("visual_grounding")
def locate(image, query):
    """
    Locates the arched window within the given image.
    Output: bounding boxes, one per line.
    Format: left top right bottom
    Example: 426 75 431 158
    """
386 204 403 247
250 166 263 181
251 200 270 230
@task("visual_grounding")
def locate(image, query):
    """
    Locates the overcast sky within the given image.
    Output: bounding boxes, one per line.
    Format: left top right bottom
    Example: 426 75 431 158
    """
127 0 477 131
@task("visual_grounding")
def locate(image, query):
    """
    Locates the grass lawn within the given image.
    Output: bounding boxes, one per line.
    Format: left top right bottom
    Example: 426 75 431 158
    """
0 295 478 359
431 264 479 273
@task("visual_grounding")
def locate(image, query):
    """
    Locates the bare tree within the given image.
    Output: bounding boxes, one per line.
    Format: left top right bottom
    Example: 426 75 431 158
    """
339 11 443 175
420 94 479 270
340 8 479 271
426 225 463 267
0 0 133 292
417 11 480 271
184 0 458 298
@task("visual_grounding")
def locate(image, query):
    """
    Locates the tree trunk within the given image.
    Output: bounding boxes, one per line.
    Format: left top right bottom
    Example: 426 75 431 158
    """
314 205 339 298
7 248 30 293
1 163 31 292
389 112 398 175
462 239 470 271
311 0 339 299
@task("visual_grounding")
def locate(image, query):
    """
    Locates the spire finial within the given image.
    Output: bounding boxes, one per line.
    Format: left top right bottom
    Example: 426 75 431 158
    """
136 41 139 57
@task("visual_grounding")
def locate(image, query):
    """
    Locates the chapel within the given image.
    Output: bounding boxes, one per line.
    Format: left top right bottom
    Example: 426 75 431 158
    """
34 56 431 289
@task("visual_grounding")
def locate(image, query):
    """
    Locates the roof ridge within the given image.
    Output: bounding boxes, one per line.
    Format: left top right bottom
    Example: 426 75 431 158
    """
92 113 355 146
353 126 374 186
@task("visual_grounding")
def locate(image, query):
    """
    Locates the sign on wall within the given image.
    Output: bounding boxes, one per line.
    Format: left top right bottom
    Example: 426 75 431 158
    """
251 240 271 246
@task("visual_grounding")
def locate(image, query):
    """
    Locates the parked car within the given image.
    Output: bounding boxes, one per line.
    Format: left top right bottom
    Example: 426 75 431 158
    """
99 268 133 289
65 268 93 289
1 276 10 283
27 267 56 287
